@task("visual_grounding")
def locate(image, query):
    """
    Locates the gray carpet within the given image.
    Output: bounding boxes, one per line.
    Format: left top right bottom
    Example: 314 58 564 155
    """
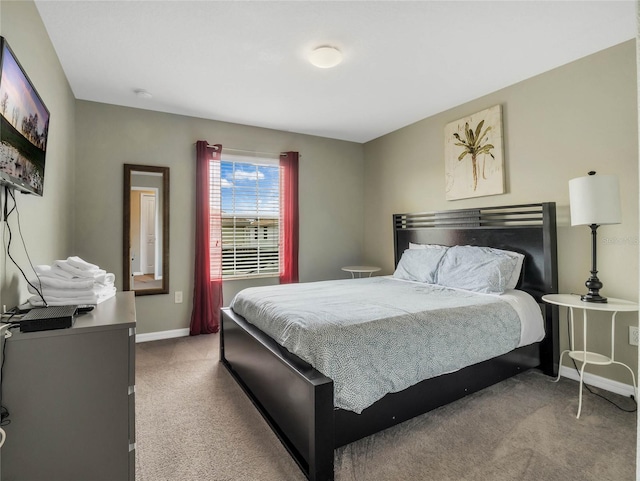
135 334 636 481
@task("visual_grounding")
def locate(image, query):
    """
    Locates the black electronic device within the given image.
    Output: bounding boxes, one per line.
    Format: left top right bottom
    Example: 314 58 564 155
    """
19 305 77 332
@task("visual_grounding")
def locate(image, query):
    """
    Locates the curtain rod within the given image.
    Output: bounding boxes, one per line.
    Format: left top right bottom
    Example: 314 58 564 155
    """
200 143 281 157
224 147 282 158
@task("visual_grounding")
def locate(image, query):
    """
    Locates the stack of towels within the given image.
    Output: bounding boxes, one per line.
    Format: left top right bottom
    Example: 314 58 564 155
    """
28 256 116 307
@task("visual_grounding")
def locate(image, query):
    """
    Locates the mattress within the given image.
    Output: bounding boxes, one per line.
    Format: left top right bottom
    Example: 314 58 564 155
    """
230 276 544 413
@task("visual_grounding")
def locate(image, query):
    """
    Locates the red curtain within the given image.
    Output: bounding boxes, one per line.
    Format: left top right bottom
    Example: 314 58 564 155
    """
279 152 299 284
190 140 223 335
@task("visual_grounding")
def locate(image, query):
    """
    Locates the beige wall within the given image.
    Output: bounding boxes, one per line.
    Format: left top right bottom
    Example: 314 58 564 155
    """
363 40 639 383
0 0 76 309
74 101 364 334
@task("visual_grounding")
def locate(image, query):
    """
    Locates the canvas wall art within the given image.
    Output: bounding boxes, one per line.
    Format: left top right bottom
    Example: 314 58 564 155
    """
444 105 504 201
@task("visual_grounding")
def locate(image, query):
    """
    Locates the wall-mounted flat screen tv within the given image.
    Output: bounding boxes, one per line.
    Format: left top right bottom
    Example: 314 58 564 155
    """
0 36 49 196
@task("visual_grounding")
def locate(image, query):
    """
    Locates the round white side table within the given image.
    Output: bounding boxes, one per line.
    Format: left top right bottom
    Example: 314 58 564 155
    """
341 266 381 278
542 293 638 418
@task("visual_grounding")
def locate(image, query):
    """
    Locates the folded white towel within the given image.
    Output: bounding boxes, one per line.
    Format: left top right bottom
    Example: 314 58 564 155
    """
36 265 72 280
47 265 77 279
95 273 116 286
28 297 94 307
34 265 51 275
33 263 115 292
66 256 100 272
37 264 80 280
27 287 117 307
27 284 99 298
49 262 79 279
54 260 106 279
29 276 95 290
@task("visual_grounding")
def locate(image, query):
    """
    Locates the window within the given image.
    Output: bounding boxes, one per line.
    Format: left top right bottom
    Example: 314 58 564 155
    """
219 155 280 278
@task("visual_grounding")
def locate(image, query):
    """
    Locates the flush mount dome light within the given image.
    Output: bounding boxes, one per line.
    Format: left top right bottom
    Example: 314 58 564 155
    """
134 88 153 99
308 46 343 68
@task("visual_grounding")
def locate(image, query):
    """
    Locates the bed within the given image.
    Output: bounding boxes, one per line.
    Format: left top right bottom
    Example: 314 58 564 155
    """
220 202 559 481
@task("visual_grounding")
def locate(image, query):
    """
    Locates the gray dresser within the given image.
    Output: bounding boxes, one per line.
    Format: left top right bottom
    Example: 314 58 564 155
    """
1 292 136 481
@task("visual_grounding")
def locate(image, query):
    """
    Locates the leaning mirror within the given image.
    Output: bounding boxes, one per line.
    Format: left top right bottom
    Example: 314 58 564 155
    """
123 164 170 295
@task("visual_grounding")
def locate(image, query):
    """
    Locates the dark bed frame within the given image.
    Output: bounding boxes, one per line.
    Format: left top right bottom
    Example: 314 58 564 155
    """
220 202 559 481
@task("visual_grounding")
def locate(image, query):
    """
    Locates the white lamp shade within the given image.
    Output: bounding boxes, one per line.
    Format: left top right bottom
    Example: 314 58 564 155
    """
569 174 621 226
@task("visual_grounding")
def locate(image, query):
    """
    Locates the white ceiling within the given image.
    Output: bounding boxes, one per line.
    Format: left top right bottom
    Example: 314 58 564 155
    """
34 0 636 144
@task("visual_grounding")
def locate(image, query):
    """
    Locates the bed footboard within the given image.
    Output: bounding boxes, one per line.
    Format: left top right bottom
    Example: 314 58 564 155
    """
220 307 335 481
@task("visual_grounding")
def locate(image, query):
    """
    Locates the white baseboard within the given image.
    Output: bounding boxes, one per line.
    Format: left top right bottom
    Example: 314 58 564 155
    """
560 365 636 398
136 328 190 343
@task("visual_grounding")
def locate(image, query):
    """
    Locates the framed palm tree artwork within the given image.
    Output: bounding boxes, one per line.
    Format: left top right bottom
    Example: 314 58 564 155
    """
444 105 505 200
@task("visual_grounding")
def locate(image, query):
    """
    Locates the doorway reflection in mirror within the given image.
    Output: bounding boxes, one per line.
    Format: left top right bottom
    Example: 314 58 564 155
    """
123 164 169 295
130 174 164 290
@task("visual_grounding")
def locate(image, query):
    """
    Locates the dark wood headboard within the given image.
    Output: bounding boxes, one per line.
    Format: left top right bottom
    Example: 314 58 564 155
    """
393 202 559 375
393 202 557 299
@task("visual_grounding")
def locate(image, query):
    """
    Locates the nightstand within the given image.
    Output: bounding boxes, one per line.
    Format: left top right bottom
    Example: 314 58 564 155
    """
341 265 381 278
542 293 638 418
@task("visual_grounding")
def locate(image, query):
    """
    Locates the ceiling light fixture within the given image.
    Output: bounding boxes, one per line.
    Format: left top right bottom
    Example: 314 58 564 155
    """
134 88 152 99
308 46 343 69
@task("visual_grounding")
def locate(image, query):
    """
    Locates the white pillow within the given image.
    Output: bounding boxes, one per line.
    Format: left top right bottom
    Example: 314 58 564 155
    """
436 245 519 294
409 242 449 250
409 243 523 288
393 248 448 284
487 248 525 289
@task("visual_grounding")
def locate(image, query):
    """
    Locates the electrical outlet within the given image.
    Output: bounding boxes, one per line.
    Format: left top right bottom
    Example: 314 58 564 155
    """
174 291 183 304
629 326 639 346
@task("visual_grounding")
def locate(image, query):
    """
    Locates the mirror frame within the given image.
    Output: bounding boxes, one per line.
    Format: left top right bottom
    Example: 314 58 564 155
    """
123 164 170 295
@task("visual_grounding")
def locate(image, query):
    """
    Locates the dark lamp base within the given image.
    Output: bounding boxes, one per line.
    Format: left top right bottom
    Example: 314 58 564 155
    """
581 224 609 303
580 293 608 303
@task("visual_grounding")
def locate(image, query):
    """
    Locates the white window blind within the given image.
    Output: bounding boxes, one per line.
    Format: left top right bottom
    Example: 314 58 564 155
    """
220 156 280 278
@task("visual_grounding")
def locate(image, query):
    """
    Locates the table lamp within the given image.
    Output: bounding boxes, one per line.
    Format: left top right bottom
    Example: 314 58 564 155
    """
568 171 621 303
